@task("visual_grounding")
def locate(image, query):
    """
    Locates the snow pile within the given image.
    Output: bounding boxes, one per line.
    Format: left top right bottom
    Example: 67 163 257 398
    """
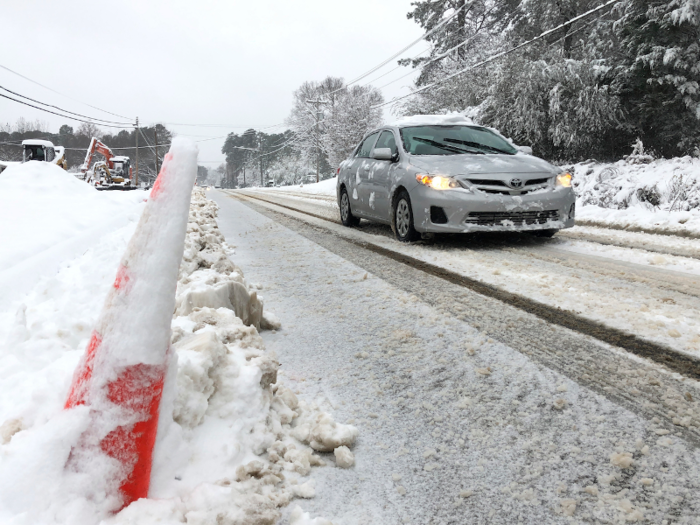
0 161 147 310
136 188 354 524
263 176 338 196
0 186 353 523
566 154 700 234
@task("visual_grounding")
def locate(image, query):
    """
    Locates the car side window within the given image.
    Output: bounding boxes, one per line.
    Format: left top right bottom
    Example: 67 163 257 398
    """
355 132 379 158
374 130 398 156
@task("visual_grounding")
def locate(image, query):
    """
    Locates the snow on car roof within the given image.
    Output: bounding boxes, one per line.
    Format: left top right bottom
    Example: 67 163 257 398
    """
22 139 55 147
112 156 129 162
388 113 475 128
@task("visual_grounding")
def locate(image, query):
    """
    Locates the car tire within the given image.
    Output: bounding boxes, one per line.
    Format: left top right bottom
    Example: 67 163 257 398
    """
392 190 419 242
340 187 360 227
531 229 558 238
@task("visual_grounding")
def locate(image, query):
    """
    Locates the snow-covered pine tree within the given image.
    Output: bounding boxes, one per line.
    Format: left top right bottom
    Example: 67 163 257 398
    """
615 0 700 157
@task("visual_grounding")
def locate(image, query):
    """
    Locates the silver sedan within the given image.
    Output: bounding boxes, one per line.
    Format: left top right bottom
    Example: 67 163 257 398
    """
336 120 575 242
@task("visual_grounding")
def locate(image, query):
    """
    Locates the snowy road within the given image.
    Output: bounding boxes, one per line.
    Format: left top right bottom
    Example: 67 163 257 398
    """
209 189 700 524
235 188 700 360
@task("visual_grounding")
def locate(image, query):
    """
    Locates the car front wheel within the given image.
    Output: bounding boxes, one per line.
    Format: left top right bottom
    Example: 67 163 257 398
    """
393 190 419 242
340 187 360 227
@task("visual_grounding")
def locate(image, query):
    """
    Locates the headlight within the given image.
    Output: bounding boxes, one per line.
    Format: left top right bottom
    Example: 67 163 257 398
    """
416 174 460 190
556 172 572 187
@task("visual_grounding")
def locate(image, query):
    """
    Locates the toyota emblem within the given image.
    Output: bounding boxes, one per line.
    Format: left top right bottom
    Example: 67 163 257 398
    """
510 178 523 188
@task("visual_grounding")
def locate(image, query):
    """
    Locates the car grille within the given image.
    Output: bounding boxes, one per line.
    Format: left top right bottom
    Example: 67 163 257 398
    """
465 210 560 226
467 178 507 187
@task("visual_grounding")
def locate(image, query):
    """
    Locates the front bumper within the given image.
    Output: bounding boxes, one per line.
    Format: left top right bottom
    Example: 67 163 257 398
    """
410 185 576 233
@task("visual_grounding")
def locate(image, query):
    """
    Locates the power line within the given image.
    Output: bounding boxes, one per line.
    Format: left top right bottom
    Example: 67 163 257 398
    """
0 85 132 126
323 1 474 98
0 91 134 129
0 64 132 120
154 121 286 129
373 0 623 109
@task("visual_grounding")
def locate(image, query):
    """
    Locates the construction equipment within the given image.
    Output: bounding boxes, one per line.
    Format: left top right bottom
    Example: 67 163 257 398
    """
81 137 134 190
22 139 68 170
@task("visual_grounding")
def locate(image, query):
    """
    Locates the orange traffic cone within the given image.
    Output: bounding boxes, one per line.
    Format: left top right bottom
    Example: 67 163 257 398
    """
64 139 198 510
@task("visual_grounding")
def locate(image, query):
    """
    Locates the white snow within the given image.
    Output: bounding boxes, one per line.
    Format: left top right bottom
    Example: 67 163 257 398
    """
568 155 700 235
388 112 475 127
0 177 347 524
264 176 338 196
0 161 147 311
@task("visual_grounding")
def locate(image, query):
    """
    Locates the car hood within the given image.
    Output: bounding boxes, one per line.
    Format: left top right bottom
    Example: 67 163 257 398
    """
408 154 558 176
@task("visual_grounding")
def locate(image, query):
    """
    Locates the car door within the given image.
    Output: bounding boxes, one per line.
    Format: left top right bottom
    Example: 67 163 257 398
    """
369 130 399 222
348 131 379 216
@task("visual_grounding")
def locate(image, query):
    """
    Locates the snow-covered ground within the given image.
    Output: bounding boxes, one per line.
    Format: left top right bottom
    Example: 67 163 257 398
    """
210 190 700 524
0 162 148 311
0 163 352 524
237 187 700 358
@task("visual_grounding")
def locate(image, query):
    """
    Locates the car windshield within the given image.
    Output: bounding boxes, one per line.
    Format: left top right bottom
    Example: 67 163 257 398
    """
399 125 517 156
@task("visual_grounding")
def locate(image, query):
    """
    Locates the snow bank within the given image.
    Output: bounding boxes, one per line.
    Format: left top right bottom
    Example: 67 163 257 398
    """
0 186 353 523
0 161 147 311
262 176 338 197
566 155 700 235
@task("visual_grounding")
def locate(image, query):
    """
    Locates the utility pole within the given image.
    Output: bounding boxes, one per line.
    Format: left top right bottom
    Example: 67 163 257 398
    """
134 117 139 187
259 135 264 186
154 127 159 176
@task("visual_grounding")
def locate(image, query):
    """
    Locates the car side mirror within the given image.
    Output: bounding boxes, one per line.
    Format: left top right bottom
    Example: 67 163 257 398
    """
372 148 394 161
516 145 533 155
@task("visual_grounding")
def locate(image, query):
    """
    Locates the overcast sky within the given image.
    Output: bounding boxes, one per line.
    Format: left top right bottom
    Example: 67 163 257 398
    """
1 0 425 165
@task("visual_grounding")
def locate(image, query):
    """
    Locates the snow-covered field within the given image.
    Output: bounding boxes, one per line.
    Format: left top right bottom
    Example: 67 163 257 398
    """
0 162 352 524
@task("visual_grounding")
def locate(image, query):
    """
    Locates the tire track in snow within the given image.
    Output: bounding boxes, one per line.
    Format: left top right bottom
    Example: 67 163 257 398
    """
247 188 700 259
228 192 700 448
233 191 700 377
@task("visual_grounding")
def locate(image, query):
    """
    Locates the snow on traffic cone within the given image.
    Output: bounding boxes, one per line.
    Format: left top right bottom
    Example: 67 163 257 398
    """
64 138 198 510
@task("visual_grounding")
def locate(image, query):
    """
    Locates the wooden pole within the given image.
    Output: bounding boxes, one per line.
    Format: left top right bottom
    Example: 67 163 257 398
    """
154 128 159 175
134 117 139 187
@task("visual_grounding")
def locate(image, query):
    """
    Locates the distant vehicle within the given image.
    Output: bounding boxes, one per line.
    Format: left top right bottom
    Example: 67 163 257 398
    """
336 116 575 242
265 180 275 187
22 139 68 170
81 138 134 190
214 184 221 189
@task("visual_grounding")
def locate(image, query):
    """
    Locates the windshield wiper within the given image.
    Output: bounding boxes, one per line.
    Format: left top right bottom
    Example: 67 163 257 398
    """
443 138 514 155
413 136 484 155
